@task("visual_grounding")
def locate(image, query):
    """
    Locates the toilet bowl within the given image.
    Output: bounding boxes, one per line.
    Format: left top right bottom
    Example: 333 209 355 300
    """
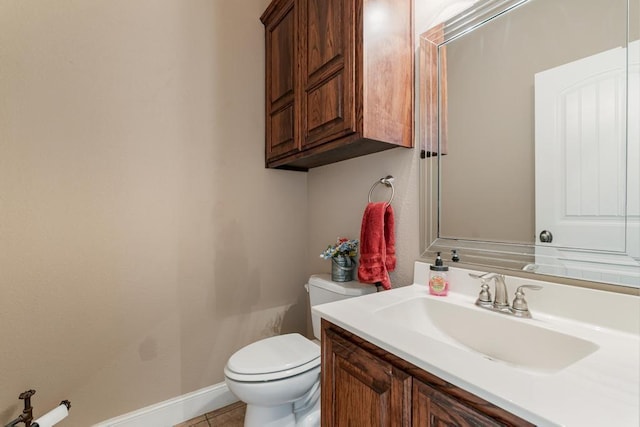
224 275 376 427
224 333 321 427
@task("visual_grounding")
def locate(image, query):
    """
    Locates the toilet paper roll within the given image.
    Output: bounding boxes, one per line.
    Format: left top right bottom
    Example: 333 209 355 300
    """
33 404 68 427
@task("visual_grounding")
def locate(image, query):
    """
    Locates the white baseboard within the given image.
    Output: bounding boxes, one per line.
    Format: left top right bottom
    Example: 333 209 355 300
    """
92 382 238 427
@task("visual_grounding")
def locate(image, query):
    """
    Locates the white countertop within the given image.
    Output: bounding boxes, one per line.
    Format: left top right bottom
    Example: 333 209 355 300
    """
312 263 640 426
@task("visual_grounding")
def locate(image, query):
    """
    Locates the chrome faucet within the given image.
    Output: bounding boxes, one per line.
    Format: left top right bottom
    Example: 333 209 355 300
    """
484 273 509 309
469 272 542 318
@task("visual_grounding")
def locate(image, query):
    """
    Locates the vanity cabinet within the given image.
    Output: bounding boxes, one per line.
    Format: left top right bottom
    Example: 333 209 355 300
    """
321 320 534 427
260 0 413 171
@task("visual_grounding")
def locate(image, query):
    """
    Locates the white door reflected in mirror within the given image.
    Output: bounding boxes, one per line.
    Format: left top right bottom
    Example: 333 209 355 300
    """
534 42 640 286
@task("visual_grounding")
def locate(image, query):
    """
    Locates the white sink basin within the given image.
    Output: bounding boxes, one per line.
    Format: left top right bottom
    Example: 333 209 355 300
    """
376 296 599 373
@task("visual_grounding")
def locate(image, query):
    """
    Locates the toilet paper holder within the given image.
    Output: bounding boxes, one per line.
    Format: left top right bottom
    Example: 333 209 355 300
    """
4 390 70 427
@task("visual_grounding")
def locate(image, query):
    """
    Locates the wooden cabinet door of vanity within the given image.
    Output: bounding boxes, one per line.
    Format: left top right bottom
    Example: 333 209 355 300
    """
261 0 413 170
322 326 412 426
413 381 502 427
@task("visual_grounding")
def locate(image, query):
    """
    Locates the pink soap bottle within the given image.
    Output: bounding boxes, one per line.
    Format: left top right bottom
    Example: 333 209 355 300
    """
429 252 449 296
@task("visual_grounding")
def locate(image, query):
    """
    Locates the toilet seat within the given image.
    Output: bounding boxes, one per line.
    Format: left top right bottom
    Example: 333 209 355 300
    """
225 357 320 382
225 333 320 382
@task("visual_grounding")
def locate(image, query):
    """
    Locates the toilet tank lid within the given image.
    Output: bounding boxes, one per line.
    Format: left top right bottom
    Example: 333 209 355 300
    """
226 333 320 375
308 274 377 296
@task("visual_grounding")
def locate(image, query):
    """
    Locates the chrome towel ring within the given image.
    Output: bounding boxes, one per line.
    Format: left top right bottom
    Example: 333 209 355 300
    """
368 175 395 206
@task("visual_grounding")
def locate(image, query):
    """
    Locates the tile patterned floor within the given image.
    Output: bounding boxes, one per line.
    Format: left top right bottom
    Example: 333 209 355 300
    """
174 401 246 427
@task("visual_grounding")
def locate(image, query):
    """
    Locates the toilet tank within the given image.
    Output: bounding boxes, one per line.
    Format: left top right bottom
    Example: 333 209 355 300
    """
306 274 377 339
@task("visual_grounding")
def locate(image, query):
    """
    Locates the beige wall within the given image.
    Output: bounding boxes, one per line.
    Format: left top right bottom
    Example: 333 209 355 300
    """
307 149 420 288
0 0 309 425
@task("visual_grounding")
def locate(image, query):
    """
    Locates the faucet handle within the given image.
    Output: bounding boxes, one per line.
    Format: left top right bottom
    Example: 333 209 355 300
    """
511 285 542 318
470 273 494 306
475 278 493 307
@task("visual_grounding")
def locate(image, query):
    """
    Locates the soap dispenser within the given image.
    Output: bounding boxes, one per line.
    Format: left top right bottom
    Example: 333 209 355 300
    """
429 252 449 296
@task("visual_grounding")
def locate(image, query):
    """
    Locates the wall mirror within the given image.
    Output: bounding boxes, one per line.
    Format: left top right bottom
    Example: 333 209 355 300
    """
419 0 639 288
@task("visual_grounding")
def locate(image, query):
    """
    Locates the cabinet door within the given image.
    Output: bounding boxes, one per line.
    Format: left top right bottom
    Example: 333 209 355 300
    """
300 0 357 149
413 380 502 427
322 328 411 426
264 0 298 161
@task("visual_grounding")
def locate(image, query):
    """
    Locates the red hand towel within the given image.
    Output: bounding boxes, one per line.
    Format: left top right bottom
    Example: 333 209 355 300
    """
358 202 396 290
384 205 396 272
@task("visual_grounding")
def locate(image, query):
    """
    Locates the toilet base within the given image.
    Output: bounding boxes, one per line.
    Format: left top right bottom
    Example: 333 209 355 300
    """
294 394 321 427
244 403 295 427
243 397 320 427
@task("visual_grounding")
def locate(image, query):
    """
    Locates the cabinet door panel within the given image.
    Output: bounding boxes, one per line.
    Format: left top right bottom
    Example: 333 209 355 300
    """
270 105 294 152
413 381 502 427
323 328 411 427
301 0 356 149
306 74 344 133
334 360 386 425
307 0 343 76
270 10 294 103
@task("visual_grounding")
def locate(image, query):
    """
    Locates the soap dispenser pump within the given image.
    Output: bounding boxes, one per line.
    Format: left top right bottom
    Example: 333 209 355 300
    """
429 252 449 296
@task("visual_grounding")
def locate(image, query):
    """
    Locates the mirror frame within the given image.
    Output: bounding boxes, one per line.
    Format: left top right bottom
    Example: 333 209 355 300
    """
418 0 639 291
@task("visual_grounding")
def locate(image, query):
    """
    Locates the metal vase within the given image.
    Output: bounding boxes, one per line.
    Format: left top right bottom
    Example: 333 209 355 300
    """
331 256 355 282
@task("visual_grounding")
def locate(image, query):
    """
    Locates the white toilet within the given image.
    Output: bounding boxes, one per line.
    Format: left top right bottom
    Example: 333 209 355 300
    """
224 274 376 427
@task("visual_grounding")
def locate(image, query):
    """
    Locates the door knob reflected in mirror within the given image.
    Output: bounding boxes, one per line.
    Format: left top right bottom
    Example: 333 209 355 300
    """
539 230 553 243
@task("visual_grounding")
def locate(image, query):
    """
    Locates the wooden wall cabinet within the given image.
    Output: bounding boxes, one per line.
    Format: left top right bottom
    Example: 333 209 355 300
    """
261 0 413 171
322 320 535 426
262 0 298 161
